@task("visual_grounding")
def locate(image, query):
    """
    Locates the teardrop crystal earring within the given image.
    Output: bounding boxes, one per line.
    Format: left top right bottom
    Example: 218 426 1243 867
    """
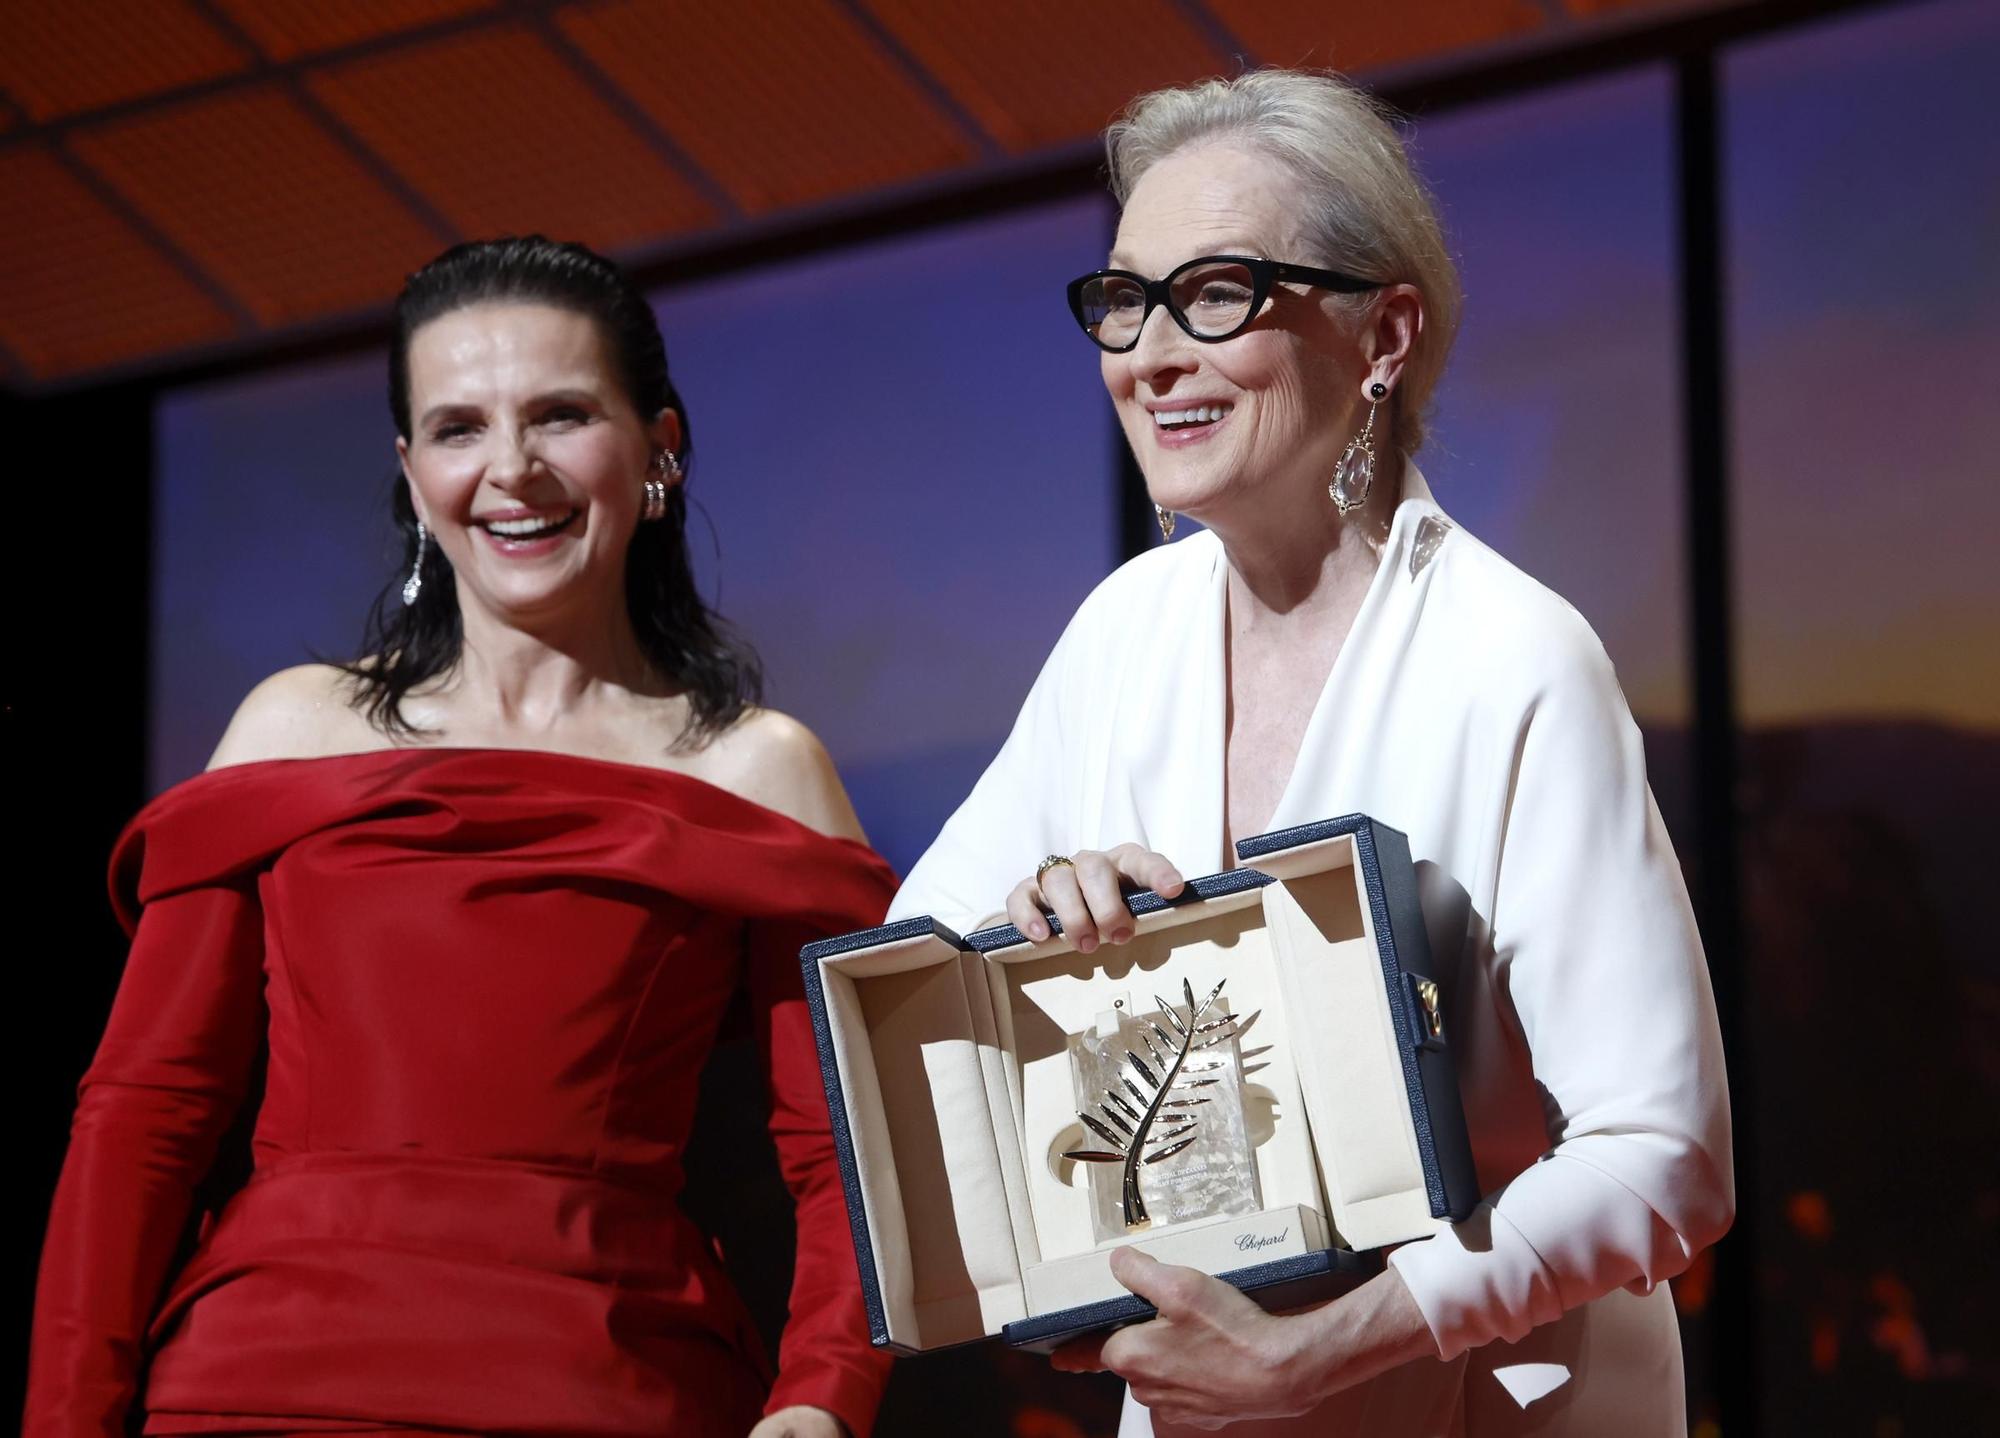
1155 504 1176 540
401 521 427 607
1330 381 1388 515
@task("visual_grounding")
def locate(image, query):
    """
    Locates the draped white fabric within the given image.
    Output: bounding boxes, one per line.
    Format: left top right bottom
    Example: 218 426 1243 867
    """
889 470 1733 1435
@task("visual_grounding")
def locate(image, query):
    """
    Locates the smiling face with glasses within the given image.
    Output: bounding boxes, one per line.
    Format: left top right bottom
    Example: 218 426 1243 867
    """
1069 143 1413 539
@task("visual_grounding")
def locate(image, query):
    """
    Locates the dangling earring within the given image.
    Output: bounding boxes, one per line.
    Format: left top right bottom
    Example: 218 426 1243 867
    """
1331 381 1387 516
1155 504 1176 540
642 450 680 522
401 521 427 607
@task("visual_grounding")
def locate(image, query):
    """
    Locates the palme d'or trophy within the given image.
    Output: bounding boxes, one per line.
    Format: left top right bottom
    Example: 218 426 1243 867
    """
1062 978 1263 1243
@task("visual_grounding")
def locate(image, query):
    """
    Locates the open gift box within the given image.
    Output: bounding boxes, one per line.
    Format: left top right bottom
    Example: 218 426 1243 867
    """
800 816 1479 1354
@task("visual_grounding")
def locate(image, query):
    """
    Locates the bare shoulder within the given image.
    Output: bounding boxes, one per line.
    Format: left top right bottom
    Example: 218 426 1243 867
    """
697 708 866 843
207 664 380 770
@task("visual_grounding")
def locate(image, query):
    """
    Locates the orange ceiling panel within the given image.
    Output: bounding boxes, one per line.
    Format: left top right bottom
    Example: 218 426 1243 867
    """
0 0 1731 388
206 0 498 62
0 146 234 377
68 88 444 327
1206 0 1547 74
0 0 248 122
556 0 979 214
865 0 1230 153
308 24 715 252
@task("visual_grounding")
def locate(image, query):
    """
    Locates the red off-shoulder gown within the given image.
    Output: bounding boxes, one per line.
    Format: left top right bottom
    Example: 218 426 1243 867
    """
26 748 896 1437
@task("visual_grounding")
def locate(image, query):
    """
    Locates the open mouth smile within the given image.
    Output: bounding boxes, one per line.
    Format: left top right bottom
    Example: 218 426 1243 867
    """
1151 403 1234 431
1148 402 1234 446
474 508 580 542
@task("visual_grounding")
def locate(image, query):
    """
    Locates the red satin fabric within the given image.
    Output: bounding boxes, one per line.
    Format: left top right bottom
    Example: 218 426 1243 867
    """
27 748 896 1437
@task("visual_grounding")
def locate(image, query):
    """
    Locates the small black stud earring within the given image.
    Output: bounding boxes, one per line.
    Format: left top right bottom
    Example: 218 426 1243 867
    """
1370 381 1387 400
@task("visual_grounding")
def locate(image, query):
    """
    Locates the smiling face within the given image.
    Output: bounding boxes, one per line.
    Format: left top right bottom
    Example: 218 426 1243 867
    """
1105 142 1376 525
396 302 679 627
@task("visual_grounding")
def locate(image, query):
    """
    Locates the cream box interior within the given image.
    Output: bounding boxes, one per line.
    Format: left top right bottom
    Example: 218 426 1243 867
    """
802 816 1476 1353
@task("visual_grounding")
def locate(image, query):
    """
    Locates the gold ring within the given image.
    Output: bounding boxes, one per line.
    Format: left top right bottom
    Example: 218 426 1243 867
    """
1035 854 1074 883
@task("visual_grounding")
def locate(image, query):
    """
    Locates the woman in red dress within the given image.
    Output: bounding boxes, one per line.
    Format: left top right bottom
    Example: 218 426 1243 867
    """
26 237 893 1438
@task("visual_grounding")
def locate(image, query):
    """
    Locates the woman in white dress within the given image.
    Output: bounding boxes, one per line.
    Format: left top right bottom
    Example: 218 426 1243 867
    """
888 71 1733 1435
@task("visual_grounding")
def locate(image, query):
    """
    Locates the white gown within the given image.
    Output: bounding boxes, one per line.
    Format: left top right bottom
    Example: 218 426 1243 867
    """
888 469 1734 1436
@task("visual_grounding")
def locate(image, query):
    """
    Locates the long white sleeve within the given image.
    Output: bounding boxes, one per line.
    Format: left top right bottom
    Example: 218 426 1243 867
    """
1387 620 1734 1358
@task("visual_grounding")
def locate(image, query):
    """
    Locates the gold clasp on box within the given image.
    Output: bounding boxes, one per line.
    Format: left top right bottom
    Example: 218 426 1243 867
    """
1414 978 1444 1039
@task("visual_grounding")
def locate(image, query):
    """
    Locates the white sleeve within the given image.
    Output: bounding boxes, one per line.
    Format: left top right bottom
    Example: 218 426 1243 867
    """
1387 627 1735 1359
888 615 1084 932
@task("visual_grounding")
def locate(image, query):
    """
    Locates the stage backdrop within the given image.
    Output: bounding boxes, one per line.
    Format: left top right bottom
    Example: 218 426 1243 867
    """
1723 2 2000 1431
147 61 1704 1434
142 7 2000 1426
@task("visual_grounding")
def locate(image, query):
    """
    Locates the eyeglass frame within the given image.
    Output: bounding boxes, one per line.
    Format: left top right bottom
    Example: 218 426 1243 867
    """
1065 254 1385 353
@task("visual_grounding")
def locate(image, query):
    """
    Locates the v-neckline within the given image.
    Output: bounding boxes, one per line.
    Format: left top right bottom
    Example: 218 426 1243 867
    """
1209 474 1439 864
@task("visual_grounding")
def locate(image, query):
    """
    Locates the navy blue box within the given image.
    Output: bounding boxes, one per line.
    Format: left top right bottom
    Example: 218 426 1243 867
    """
801 815 1478 1355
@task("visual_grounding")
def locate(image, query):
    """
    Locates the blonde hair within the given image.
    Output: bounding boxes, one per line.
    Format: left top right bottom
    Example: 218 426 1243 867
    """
1106 70 1460 456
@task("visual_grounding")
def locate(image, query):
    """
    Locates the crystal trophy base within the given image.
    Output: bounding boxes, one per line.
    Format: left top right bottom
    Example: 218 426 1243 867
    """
1061 980 1263 1244
1021 978 1331 1315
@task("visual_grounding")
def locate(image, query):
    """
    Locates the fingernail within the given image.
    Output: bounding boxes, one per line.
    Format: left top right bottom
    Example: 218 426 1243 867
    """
1028 921 1047 940
1110 927 1132 944
1078 935 1098 954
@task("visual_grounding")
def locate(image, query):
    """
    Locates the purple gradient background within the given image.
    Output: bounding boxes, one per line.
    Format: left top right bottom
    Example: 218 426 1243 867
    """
152 349 398 776
1418 66 1687 726
652 196 1117 871
1727 0 2000 730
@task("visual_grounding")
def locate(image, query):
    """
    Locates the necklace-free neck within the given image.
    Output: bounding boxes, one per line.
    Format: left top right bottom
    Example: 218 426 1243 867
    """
1212 449 1401 626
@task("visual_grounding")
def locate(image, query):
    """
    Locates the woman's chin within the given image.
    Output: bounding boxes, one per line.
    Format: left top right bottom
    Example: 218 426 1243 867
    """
1148 486 1227 524
460 570 603 624
1140 457 1245 519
